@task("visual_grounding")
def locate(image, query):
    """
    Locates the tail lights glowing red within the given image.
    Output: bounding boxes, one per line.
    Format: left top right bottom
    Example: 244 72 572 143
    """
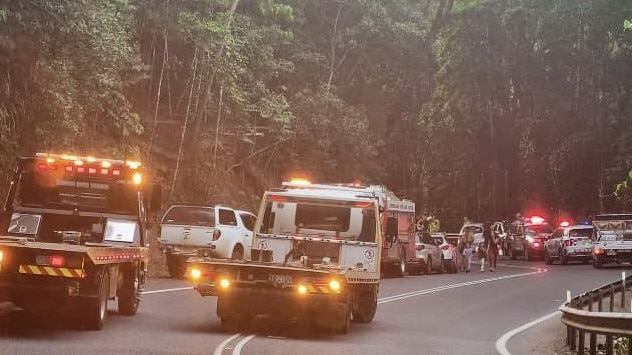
65 165 73 172
50 255 65 267
560 221 570 227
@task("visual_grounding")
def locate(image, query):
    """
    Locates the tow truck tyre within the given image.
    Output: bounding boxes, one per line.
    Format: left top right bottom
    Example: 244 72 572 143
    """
351 285 378 323
217 297 252 331
333 300 351 334
118 266 140 315
166 254 186 279
85 269 109 330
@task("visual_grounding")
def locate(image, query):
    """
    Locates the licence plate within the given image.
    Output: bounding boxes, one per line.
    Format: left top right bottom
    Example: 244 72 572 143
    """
606 249 616 256
268 274 292 285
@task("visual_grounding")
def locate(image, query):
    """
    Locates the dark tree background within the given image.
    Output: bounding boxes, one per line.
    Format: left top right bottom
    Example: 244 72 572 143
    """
1 0 631 231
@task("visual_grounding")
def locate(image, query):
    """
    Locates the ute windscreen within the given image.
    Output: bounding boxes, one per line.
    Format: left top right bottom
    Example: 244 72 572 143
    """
16 166 138 214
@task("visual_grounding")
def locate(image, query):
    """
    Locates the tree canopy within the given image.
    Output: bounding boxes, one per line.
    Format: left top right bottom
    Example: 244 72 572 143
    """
1 0 631 230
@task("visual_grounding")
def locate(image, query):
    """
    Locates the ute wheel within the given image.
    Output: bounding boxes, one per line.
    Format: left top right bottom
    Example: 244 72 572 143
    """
231 245 244 260
352 285 378 323
84 268 109 330
166 254 186 279
118 266 140 316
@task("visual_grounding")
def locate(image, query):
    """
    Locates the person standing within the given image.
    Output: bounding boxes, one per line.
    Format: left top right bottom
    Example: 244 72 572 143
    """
485 227 499 272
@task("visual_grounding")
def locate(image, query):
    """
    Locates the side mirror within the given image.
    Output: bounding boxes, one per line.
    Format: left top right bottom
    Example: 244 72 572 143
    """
149 183 162 213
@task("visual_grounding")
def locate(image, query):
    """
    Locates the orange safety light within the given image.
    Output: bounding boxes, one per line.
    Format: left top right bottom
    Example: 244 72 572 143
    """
289 178 311 185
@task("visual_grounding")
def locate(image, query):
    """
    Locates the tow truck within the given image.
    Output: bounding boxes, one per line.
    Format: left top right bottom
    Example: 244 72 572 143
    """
0 153 161 329
187 180 391 334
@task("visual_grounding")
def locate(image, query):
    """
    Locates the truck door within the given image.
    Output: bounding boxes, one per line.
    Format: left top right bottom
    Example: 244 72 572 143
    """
238 211 256 259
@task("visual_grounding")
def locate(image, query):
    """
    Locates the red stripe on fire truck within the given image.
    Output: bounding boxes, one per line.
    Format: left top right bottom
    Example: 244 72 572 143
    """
19 265 86 279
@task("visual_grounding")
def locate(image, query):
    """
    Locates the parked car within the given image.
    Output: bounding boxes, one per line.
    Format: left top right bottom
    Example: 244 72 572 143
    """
506 217 553 261
410 232 458 274
158 204 256 278
544 224 593 265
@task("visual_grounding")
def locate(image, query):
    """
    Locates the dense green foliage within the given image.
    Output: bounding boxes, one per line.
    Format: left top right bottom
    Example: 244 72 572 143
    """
0 0 631 229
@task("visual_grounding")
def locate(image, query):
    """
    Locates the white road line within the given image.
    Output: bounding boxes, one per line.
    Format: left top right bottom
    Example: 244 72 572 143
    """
495 311 561 355
232 334 256 355
141 286 193 295
213 333 243 355
224 267 547 355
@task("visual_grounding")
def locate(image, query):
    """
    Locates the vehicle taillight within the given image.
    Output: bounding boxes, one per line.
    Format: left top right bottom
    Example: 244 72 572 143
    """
212 230 221 241
564 240 572 247
50 255 65 267
532 242 541 248
416 245 425 251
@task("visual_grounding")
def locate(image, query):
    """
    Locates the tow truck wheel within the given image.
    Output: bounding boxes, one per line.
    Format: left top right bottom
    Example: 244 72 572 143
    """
166 254 186 279
118 267 140 316
352 285 377 323
333 301 351 334
217 297 252 331
84 269 109 330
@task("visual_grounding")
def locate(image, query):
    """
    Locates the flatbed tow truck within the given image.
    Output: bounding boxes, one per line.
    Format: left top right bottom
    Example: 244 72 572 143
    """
187 180 392 333
0 153 161 329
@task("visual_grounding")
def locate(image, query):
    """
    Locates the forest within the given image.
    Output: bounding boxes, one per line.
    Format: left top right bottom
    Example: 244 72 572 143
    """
0 0 631 230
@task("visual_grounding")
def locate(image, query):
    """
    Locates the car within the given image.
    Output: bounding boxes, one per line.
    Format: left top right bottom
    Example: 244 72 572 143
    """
158 204 256 278
506 216 553 261
544 224 593 265
410 232 458 274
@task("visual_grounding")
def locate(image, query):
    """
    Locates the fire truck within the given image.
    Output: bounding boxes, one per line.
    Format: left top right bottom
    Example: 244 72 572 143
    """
367 186 416 277
186 180 392 334
0 153 161 329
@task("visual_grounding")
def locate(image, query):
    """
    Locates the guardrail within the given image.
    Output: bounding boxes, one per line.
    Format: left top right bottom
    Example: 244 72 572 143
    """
560 273 632 355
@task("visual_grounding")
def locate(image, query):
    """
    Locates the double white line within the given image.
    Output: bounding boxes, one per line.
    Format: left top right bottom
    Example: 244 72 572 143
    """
214 267 547 355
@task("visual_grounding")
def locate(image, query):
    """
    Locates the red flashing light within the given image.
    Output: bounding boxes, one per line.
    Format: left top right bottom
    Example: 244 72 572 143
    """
49 164 58 170
65 165 73 172
533 242 541 248
100 168 109 175
560 221 570 227
88 167 97 174
37 163 47 170
77 166 86 173
50 255 65 267
530 216 545 225
112 169 121 176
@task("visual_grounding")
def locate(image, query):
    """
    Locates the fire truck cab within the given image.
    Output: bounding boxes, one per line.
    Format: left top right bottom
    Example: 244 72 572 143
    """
0 153 162 330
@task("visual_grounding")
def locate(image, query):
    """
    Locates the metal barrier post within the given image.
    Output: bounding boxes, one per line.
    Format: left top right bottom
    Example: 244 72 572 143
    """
605 336 613 355
622 272 626 309
578 331 585 355
589 333 597 355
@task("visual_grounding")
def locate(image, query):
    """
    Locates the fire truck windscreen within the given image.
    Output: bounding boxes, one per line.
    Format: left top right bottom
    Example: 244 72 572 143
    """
16 162 139 214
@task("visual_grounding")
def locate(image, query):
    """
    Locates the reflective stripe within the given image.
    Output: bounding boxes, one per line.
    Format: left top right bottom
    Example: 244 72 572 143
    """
19 265 85 278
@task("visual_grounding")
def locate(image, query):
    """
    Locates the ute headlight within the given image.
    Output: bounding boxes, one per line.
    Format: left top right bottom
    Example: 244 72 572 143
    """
189 268 202 280
329 280 341 292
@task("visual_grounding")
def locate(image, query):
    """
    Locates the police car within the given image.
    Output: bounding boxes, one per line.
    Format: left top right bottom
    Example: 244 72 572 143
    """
544 222 593 265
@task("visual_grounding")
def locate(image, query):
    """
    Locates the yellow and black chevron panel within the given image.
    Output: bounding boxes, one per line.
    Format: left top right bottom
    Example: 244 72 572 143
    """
19 265 86 279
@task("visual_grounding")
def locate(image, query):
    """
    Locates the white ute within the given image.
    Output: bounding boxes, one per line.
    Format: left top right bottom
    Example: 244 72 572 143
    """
159 204 256 278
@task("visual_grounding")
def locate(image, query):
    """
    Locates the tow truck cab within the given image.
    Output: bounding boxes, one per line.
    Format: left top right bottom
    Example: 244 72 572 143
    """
0 153 162 329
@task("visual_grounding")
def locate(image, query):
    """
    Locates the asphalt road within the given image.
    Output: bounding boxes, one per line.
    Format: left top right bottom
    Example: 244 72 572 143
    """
1 259 629 355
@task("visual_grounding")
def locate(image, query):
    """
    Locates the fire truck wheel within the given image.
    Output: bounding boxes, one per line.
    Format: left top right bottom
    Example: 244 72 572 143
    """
352 286 377 323
84 269 109 330
118 267 140 316
166 254 186 279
